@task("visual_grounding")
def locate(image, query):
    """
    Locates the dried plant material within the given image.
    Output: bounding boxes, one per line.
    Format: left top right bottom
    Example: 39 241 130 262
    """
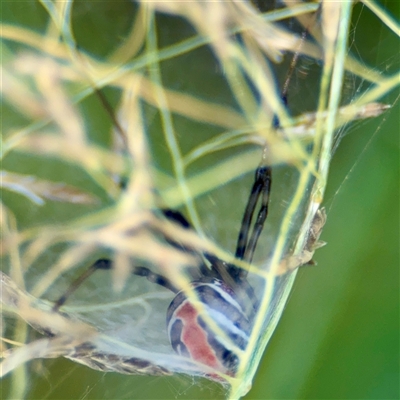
1 171 98 206
1 66 46 120
277 208 327 274
181 101 390 167
1 1 397 399
34 59 86 148
0 272 173 377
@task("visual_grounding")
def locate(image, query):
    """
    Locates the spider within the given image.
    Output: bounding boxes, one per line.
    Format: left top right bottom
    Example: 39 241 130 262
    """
51 163 272 377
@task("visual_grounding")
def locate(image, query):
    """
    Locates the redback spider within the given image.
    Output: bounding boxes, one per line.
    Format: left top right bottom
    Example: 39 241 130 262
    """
52 163 271 377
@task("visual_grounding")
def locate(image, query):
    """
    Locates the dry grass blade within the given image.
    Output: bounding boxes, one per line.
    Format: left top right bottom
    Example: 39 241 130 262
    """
1 171 99 206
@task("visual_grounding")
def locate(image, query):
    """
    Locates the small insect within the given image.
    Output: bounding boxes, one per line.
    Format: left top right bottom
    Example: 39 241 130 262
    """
52 163 272 377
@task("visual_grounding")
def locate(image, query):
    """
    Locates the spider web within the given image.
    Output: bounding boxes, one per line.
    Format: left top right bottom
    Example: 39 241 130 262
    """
1 1 399 399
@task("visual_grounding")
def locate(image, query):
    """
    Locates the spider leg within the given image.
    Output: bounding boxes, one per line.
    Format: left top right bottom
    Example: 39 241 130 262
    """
163 208 250 285
52 259 111 311
232 164 271 279
201 164 271 318
243 166 272 265
132 266 179 293
52 208 216 312
162 208 216 280
231 9 310 273
162 209 191 229
232 27 308 274
52 258 179 312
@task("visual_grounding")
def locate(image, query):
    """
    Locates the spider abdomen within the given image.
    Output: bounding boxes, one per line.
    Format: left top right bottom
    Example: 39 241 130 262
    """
166 279 251 375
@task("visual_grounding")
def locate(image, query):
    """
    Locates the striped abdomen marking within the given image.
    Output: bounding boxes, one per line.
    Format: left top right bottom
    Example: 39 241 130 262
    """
166 279 250 375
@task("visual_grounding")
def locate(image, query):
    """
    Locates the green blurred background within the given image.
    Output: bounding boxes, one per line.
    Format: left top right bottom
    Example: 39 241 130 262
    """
2 1 398 399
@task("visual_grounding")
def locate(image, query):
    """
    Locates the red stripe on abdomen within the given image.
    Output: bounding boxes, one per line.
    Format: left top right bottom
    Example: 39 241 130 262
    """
175 301 226 373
